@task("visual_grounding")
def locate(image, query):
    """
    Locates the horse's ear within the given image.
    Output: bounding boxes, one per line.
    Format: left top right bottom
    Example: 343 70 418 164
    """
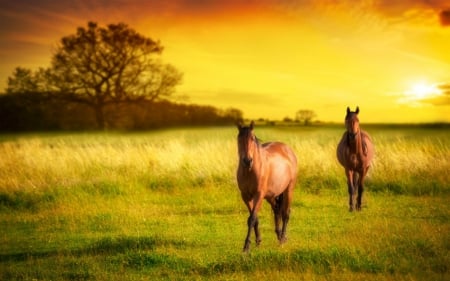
236 121 243 130
346 107 351 114
249 120 255 130
355 106 359 114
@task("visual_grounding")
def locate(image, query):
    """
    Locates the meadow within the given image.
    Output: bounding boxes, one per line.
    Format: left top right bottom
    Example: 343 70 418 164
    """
0 125 449 280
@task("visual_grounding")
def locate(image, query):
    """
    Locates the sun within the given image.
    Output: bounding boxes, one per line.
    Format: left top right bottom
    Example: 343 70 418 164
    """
407 82 438 100
398 81 442 106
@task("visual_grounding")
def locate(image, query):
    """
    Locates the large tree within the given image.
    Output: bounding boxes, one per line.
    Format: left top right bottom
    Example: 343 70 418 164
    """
50 21 182 129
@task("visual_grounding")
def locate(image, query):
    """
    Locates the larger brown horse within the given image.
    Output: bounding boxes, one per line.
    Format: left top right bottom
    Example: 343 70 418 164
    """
337 107 374 211
236 121 298 252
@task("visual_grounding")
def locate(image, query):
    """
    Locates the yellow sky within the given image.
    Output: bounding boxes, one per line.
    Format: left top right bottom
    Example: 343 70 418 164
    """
1 0 449 123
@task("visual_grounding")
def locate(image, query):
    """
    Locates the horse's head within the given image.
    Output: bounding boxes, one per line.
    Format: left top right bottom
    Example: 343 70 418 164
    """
237 121 257 169
345 106 360 140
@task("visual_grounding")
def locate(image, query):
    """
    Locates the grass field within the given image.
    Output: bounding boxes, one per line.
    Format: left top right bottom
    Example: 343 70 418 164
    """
0 126 449 280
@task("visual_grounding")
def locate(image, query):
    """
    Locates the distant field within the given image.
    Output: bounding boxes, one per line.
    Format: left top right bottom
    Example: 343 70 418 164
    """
0 126 449 280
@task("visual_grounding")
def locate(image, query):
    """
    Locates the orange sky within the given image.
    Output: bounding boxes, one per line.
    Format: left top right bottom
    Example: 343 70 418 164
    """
1 0 449 123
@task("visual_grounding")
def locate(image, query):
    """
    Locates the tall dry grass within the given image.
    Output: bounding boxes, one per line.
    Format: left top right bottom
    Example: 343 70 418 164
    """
0 127 448 197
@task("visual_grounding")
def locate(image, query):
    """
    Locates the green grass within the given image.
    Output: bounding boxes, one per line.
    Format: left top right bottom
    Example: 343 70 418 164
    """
0 126 449 280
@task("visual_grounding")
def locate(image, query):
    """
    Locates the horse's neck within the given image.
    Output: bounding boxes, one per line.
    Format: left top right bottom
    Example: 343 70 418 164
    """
253 144 264 170
244 144 264 175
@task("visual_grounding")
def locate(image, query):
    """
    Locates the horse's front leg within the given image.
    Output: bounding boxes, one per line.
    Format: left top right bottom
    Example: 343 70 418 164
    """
243 194 264 252
346 169 356 211
243 212 257 252
253 215 261 246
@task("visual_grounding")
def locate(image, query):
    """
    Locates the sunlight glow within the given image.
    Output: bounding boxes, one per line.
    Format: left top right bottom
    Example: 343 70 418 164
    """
408 82 438 99
398 81 442 107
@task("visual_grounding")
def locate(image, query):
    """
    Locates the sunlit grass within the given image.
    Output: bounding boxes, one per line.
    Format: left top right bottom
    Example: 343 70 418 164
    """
0 127 448 196
0 129 237 193
0 126 449 280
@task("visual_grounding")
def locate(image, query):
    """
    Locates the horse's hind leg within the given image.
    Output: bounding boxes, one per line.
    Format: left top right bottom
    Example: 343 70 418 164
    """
271 195 283 241
280 186 293 244
357 168 368 211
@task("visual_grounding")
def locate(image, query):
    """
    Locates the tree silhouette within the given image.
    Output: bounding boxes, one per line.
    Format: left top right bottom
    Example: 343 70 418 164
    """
6 67 54 94
6 67 38 94
295 109 317 126
49 21 182 129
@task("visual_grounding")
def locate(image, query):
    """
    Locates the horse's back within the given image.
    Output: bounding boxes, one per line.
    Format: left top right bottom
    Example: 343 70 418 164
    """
263 142 297 170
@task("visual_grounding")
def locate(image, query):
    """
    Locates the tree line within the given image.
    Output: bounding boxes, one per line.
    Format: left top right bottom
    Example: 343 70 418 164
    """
0 91 243 131
1 22 242 131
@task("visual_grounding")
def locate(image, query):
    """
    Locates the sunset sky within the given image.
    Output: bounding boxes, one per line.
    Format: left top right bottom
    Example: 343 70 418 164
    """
1 0 449 123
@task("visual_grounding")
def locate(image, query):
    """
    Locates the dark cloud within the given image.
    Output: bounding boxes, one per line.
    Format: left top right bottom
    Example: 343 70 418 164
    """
437 83 450 95
440 9 450 26
370 0 450 27
423 83 450 106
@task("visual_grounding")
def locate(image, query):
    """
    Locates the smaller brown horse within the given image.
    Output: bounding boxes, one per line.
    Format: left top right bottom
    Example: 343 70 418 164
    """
236 121 298 252
337 107 374 211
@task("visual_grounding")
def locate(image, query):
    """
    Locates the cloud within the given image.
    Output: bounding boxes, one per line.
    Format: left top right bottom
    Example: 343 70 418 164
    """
368 0 450 28
437 83 450 93
422 83 450 106
396 82 450 107
440 9 450 26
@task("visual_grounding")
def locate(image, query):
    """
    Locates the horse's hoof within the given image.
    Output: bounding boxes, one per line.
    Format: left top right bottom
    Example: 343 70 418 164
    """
279 236 288 244
243 240 251 252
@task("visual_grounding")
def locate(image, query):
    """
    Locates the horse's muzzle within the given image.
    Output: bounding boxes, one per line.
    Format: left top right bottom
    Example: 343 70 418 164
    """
242 157 253 168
